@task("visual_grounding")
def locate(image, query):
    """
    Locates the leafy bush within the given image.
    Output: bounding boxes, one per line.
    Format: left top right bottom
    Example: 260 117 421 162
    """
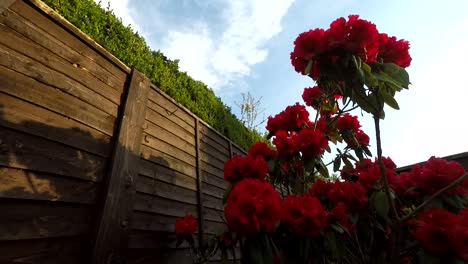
42 0 263 150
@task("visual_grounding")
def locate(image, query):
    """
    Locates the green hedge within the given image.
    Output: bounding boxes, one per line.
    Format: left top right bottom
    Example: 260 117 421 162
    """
42 0 262 150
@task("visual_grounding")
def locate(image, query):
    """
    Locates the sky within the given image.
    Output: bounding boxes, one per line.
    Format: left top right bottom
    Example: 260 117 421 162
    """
97 0 468 167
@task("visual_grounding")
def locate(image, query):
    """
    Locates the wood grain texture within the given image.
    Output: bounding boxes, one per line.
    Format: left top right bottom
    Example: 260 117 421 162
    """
0 65 116 136
0 92 111 157
0 6 125 92
141 133 196 166
143 119 195 154
0 167 99 204
138 159 197 191
0 43 119 117
145 109 195 146
134 192 198 217
135 175 197 205
146 100 194 135
147 89 195 129
0 126 106 182
140 145 197 179
0 0 17 14
0 237 88 264
92 70 150 264
131 212 177 233
0 200 92 240
0 22 123 105
17 0 130 75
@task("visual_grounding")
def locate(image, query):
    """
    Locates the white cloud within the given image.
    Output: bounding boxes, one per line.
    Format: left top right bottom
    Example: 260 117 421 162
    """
94 0 142 33
158 0 296 91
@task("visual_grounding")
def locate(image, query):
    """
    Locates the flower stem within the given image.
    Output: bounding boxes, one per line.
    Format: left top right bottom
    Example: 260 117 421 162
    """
400 172 468 222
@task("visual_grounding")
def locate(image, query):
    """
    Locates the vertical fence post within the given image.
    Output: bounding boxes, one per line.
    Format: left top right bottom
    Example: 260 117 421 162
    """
194 119 205 248
92 69 150 264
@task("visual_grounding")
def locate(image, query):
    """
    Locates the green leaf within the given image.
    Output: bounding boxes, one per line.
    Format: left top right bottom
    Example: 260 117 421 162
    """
342 156 353 168
304 59 313 75
223 184 233 205
379 88 400 110
331 223 345 234
417 250 441 264
318 159 330 178
333 157 342 172
304 158 315 173
325 144 332 153
374 191 390 220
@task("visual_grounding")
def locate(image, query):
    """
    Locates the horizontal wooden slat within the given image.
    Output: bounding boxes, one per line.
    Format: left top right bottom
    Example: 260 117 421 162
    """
136 175 197 205
202 182 225 199
138 159 197 191
142 133 196 167
0 65 116 136
131 212 176 232
0 126 106 182
0 200 92 240
128 231 186 249
146 100 194 134
0 92 111 157
200 139 230 164
134 193 197 217
145 108 195 145
0 167 98 204
231 145 246 157
126 248 193 264
140 145 196 179
200 151 225 172
204 207 224 223
0 22 122 105
203 194 223 211
143 119 195 153
148 89 195 129
9 0 128 81
200 160 224 180
0 7 125 92
202 172 229 190
0 237 87 264
199 124 229 152
0 43 119 117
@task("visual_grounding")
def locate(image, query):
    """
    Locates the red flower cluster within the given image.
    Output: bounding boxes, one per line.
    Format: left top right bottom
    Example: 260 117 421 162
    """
266 103 311 135
409 208 468 261
224 155 269 184
272 128 328 158
343 157 397 190
175 214 198 237
413 157 467 195
224 179 282 235
248 142 276 160
378 33 412 67
387 157 467 198
336 113 361 132
291 15 411 80
282 195 328 236
302 86 322 109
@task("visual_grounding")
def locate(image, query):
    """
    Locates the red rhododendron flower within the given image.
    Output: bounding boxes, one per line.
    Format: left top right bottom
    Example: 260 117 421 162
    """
224 155 269 184
336 113 361 133
378 33 412 68
225 179 282 235
412 157 467 195
290 29 326 79
175 214 197 237
266 103 311 135
302 86 323 109
273 130 296 156
327 181 368 212
343 15 380 63
344 129 370 148
282 194 328 236
293 128 329 157
308 179 333 198
409 208 468 260
329 202 354 232
248 142 276 160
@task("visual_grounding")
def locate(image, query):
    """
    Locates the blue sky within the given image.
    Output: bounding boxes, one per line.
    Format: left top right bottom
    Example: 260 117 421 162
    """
99 0 468 167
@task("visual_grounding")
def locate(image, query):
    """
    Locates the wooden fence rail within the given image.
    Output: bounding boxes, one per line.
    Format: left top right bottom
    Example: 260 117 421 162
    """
0 1 243 263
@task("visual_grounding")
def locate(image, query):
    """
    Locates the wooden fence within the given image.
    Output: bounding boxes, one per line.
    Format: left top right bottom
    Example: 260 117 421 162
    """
0 1 244 263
